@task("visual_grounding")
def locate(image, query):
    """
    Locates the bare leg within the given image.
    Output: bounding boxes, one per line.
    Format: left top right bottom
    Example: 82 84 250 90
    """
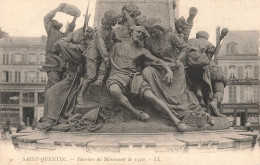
109 84 149 121
143 90 187 132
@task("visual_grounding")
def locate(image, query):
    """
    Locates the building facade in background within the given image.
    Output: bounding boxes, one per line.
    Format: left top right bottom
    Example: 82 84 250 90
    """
0 36 47 126
216 30 260 127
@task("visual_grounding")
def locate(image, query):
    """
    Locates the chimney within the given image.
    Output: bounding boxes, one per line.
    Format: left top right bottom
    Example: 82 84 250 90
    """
216 26 220 45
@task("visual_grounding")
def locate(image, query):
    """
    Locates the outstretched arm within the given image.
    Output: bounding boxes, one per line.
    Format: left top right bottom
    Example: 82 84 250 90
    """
143 50 173 84
44 4 65 33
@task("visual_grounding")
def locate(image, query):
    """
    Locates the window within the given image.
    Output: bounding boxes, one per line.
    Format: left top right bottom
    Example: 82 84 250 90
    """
3 71 9 82
244 86 254 103
0 108 19 122
227 42 237 55
228 65 237 79
36 71 40 83
22 54 27 64
0 92 20 104
3 54 9 64
254 65 259 79
10 54 14 64
253 86 259 102
240 86 244 103
40 54 45 65
15 71 21 82
230 45 235 54
14 54 21 64
223 66 228 78
3 54 5 64
28 71 35 83
238 66 244 79
38 92 45 104
40 72 47 83
244 65 253 79
22 92 34 103
28 54 36 65
229 86 237 103
9 71 12 82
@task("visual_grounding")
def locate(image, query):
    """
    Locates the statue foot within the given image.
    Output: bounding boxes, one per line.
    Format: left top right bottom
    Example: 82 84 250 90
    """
136 111 149 122
36 119 55 131
176 122 187 132
209 101 225 117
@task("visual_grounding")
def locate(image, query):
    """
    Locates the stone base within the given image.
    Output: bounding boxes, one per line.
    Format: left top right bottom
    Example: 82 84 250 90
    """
11 129 258 152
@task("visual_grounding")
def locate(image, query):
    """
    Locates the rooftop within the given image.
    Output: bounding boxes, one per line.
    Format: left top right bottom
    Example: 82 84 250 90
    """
217 30 259 56
0 36 46 46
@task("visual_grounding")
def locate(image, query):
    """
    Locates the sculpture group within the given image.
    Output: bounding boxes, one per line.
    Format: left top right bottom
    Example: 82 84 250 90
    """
37 2 230 132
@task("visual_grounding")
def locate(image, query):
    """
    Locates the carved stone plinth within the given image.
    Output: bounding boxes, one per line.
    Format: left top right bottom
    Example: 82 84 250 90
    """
11 129 259 152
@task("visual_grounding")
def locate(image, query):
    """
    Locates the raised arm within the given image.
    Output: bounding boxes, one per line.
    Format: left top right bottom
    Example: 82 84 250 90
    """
44 4 65 33
64 17 77 35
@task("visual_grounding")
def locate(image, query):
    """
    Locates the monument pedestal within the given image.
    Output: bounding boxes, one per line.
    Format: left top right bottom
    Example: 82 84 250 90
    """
11 129 258 152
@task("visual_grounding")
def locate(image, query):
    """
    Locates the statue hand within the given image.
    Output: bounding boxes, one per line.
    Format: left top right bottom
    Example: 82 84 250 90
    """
176 59 183 68
163 71 173 85
94 80 103 86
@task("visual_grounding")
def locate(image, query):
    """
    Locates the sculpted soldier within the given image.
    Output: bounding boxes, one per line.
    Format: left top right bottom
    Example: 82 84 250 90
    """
186 31 227 116
175 7 198 42
186 31 215 108
106 26 187 132
41 3 79 91
78 10 121 104
37 27 95 131
209 59 227 116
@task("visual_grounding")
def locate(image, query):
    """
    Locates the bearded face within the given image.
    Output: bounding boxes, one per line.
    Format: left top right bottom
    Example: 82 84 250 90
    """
130 26 149 47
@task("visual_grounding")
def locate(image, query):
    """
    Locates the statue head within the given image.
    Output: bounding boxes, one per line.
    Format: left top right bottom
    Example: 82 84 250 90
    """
148 23 167 39
51 20 63 31
175 17 188 34
84 26 95 40
101 10 120 27
119 3 141 25
129 26 150 47
196 31 209 40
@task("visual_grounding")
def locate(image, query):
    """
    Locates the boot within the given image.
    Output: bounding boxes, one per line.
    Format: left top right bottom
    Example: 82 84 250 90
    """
36 119 55 131
136 111 150 122
176 121 188 132
209 92 224 117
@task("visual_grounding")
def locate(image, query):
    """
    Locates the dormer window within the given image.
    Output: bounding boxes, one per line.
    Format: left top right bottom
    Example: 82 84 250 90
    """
227 41 237 55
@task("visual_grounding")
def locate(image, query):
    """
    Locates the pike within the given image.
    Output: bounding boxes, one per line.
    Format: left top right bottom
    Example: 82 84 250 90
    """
83 0 91 32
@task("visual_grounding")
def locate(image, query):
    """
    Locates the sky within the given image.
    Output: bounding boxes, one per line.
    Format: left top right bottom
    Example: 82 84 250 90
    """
0 0 260 44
